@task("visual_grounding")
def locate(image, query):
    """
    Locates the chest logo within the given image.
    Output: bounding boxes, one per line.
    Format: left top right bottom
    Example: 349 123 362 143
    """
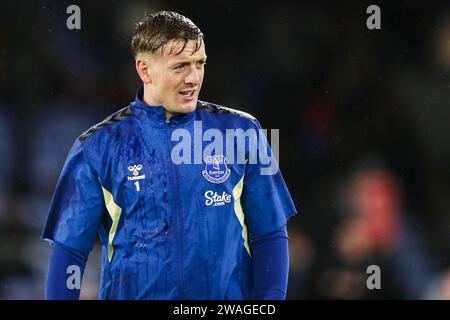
202 155 231 184
205 190 232 206
127 164 146 181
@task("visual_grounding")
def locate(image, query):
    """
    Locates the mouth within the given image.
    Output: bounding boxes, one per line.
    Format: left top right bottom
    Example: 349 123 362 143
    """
179 89 196 101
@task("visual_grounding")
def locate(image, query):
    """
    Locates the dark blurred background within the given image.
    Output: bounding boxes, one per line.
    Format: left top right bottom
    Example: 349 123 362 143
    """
1 0 450 299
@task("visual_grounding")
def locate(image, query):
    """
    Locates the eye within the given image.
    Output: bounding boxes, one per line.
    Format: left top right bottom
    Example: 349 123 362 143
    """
174 64 185 71
196 61 206 69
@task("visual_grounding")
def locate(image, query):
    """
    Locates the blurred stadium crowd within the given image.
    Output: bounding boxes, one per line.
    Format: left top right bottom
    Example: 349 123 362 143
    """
1 0 450 299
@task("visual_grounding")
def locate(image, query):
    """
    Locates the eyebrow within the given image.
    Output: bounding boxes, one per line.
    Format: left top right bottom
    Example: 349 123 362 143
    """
170 56 207 68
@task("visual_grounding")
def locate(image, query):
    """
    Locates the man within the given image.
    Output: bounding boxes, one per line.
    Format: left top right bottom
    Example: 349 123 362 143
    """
42 11 297 300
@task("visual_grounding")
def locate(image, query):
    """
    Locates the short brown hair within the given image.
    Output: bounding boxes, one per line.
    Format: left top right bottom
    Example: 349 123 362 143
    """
131 11 204 57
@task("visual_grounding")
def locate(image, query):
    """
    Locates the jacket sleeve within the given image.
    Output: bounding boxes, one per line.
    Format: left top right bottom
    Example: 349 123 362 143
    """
41 138 105 254
45 242 88 300
250 225 289 300
241 118 298 238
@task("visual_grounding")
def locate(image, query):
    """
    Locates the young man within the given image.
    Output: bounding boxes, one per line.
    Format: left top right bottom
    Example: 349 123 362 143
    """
42 11 297 299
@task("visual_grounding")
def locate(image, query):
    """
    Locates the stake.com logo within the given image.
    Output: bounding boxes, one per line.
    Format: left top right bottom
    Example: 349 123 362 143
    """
204 190 232 207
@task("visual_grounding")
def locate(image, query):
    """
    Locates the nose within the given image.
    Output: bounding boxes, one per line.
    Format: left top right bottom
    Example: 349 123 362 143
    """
185 65 201 85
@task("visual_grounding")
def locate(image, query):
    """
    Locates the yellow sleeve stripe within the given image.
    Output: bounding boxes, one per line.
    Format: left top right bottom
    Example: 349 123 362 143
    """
99 182 123 263
232 174 251 257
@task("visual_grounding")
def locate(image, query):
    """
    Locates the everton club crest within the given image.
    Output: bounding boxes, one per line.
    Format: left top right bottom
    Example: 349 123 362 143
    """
202 155 231 184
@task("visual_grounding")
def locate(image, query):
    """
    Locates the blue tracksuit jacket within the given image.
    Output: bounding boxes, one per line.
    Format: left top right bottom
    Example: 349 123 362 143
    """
42 86 297 299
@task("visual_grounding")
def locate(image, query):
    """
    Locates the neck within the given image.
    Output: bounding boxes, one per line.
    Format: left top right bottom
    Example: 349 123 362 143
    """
142 85 173 119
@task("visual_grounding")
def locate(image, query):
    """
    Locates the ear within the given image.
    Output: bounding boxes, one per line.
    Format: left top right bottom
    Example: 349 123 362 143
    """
135 56 152 84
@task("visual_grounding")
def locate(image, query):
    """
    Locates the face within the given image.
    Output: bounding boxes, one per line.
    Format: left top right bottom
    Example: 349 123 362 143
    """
136 39 207 117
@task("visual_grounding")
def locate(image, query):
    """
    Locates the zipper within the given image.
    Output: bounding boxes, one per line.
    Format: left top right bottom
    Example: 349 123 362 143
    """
165 117 184 297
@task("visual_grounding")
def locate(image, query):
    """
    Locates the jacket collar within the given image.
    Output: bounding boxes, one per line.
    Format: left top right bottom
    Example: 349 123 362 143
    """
130 86 195 127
